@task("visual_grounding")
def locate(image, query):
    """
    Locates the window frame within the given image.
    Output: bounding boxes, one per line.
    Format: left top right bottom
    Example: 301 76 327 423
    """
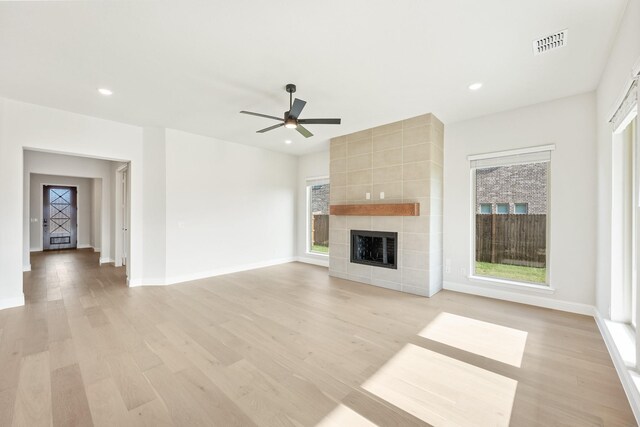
306 177 330 256
611 107 639 328
607 76 639 374
468 145 554 288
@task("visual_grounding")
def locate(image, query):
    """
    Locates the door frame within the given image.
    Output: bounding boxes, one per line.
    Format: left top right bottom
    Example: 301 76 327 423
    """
39 183 79 251
114 164 131 279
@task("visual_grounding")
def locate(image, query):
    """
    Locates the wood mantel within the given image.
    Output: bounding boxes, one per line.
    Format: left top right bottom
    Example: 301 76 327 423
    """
330 203 420 216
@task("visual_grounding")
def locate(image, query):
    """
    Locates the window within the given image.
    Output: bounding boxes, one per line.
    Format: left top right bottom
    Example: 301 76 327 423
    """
608 77 639 375
479 203 492 214
496 203 509 214
611 97 638 328
307 178 330 255
514 203 528 214
470 147 552 285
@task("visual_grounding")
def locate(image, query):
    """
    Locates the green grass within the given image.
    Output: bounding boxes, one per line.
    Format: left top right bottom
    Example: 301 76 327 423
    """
475 261 546 284
311 244 329 254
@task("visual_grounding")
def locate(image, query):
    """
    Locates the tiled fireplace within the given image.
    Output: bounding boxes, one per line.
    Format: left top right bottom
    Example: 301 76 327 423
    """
329 113 444 297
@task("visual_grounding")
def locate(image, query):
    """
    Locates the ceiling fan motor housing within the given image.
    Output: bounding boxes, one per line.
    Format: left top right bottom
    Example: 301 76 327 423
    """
284 115 297 128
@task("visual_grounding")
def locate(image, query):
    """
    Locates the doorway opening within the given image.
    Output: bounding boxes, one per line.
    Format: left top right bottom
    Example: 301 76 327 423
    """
24 150 133 286
43 185 78 250
114 164 131 280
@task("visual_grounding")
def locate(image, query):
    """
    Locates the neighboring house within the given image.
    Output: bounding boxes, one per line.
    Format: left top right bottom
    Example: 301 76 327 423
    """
476 163 547 214
311 184 330 215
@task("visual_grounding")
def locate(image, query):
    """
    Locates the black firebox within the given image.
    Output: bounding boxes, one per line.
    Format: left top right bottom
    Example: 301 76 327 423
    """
350 230 398 269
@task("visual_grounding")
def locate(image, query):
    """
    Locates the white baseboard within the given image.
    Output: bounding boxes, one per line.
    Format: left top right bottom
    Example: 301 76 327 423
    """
99 257 114 265
30 247 42 253
22 264 31 272
296 256 329 268
594 310 640 423
128 278 166 287
443 281 595 316
93 247 101 253
77 244 93 250
131 257 297 287
0 295 25 310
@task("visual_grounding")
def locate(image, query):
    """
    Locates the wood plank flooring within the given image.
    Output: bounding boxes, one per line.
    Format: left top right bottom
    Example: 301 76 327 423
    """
0 249 635 426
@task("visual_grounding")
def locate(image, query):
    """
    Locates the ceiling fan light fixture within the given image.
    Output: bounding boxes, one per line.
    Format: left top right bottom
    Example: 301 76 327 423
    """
239 84 341 138
284 118 297 129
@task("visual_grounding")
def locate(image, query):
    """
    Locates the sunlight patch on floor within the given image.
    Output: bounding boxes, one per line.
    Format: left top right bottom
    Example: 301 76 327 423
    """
316 404 377 426
419 312 528 367
362 343 517 427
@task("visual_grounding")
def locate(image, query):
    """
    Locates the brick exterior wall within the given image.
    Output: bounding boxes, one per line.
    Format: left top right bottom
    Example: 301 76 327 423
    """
311 184 329 215
475 163 547 214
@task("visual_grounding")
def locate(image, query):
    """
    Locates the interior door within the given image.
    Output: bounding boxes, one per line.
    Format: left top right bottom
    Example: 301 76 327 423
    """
121 168 128 266
43 186 77 250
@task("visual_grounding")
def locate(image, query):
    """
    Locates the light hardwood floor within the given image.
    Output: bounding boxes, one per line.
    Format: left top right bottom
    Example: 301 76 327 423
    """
0 249 635 426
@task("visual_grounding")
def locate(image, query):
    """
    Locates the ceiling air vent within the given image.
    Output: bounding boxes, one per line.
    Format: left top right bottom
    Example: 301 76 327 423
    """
533 29 568 55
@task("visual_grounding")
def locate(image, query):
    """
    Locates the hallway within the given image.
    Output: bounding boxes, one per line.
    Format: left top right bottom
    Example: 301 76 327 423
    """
25 249 126 304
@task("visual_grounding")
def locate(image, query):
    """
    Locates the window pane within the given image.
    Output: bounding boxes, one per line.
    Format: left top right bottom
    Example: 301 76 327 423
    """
514 203 528 214
475 163 548 284
496 203 509 214
480 203 492 214
310 183 330 254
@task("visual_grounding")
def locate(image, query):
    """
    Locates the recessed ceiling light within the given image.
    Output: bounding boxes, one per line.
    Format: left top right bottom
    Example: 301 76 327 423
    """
285 140 292 145
468 82 483 91
98 88 113 96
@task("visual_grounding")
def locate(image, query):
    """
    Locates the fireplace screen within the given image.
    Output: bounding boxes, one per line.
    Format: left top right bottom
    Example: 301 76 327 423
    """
351 230 397 269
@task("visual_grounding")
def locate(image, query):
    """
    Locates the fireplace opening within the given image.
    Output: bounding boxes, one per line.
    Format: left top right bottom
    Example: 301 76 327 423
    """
351 230 398 269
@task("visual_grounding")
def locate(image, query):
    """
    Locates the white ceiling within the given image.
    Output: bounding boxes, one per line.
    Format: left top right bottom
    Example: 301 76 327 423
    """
0 1 628 155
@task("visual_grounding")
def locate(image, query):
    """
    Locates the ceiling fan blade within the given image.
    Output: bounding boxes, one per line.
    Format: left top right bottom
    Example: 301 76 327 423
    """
298 118 341 125
257 123 285 133
296 124 313 138
288 98 307 119
240 111 284 121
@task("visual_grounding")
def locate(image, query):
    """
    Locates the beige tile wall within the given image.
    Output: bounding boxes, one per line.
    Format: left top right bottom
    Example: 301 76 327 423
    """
329 113 444 297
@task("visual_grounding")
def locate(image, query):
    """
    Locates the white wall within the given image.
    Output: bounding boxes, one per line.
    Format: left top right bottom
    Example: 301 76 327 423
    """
29 174 93 252
141 128 167 284
0 97 303 307
91 178 102 250
0 97 144 308
23 151 115 264
596 0 640 316
297 150 330 266
164 129 298 284
443 92 597 313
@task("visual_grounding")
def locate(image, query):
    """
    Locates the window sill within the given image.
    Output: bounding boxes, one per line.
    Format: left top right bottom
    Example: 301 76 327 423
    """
306 251 329 257
604 320 636 368
468 275 555 294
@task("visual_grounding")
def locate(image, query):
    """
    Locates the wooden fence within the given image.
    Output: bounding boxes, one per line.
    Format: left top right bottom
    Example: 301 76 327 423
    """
312 214 329 246
476 214 546 267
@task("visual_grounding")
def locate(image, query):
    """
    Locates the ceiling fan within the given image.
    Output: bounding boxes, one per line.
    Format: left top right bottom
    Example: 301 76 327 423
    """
240 84 341 138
